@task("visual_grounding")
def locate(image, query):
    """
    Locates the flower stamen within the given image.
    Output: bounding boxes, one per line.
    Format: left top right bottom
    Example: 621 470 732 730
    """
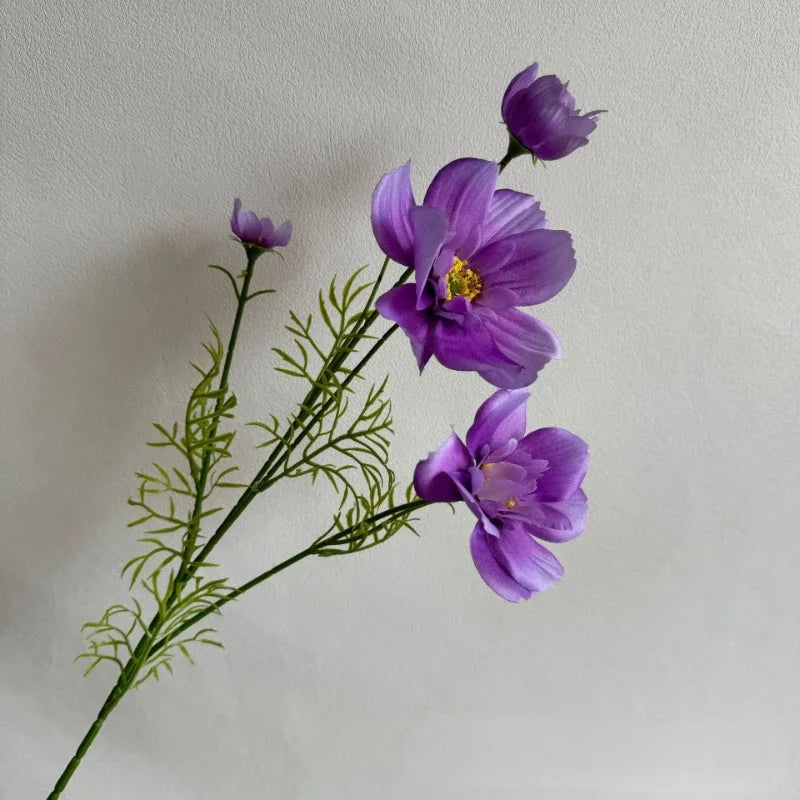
504 498 518 509
445 256 483 302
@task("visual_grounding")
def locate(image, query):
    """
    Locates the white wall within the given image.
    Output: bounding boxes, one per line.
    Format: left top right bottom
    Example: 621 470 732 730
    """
2 1 799 797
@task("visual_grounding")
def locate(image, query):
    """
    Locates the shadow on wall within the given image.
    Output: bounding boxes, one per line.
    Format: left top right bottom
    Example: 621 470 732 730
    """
1 130 389 620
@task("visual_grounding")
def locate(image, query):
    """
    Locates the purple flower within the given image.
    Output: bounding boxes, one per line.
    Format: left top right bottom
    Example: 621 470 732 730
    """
414 389 589 601
231 198 292 249
372 159 576 388
502 63 602 161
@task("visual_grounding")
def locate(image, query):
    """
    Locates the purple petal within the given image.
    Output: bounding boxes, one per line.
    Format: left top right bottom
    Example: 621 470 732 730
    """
413 432 472 502
507 75 565 113
518 427 589 501
451 476 499 537
530 110 598 160
514 102 570 149
563 114 598 137
504 76 566 137
470 523 532 602
514 489 589 543
559 83 577 113
501 62 539 121
423 158 498 258
409 205 448 309
371 162 415 266
375 284 435 370
467 236 516 274
481 189 547 246
271 220 293 247
476 308 560 388
477 287 520 309
465 388 529 459
533 133 589 161
431 314 513 373
487 522 564 593
237 210 262 242
261 217 276 236
231 198 243 236
477 229 576 307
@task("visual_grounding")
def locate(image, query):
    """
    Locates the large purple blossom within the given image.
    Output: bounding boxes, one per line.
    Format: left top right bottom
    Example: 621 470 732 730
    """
372 158 576 388
231 198 292 249
502 63 602 161
414 389 589 601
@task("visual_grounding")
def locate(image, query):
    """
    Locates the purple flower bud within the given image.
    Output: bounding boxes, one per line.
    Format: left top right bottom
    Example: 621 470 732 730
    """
230 198 292 249
501 63 602 162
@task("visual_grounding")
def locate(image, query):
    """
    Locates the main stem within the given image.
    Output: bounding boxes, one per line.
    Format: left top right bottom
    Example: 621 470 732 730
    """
46 248 259 799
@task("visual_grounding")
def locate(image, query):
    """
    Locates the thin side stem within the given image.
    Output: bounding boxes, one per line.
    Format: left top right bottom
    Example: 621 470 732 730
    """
179 248 258 576
188 266 411 571
498 133 529 173
149 500 429 657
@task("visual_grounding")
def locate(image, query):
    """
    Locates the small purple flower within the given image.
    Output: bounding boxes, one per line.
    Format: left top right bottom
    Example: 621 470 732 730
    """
414 389 589 602
231 198 292 249
502 63 602 161
372 158 576 388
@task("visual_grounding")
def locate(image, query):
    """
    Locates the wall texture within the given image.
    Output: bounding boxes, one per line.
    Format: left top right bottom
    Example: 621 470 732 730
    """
2 0 799 797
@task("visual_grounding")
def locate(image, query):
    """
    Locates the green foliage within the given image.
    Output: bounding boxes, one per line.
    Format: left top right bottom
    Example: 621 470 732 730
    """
271 266 373 396
249 266 397 510
78 258 415 688
78 320 240 685
316 482 421 556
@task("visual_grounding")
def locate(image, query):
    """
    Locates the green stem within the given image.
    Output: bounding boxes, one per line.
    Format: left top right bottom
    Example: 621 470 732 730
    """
257 323 399 490
46 681 124 799
188 265 411 571
46 248 259 799
179 248 258 576
498 133 530 173
149 500 429 657
187 321 400 573
48 257 407 798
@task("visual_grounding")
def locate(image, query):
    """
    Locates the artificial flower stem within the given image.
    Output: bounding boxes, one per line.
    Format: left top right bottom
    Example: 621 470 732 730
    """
498 135 529 173
178 247 259 577
256 322 400 491
48 261 405 799
249 263 412 489
187 320 402 573
251 259 403 487
45 687 124 799
189 267 412 571
46 249 260 800
148 500 430 657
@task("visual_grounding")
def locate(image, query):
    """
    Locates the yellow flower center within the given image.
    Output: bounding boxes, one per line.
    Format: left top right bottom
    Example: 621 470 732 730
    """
444 256 483 302
504 498 518 509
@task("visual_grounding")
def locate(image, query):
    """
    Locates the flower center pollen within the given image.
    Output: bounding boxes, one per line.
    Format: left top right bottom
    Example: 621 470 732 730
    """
504 498 518 509
445 256 483 302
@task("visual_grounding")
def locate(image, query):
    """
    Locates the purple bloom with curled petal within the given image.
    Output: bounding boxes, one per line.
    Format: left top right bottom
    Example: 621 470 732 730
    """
372 158 576 388
502 63 602 161
231 198 292 249
414 389 589 602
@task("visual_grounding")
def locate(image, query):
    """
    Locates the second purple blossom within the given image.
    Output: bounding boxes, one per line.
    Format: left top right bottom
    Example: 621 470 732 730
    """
414 389 589 602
